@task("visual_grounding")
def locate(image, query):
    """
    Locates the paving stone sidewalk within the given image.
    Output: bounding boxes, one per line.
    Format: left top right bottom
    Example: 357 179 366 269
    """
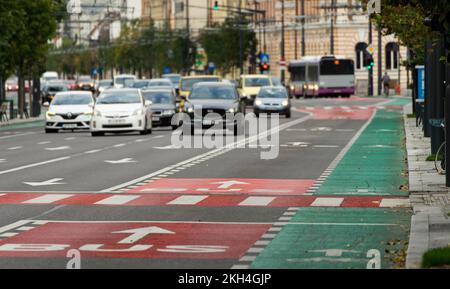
404 103 450 269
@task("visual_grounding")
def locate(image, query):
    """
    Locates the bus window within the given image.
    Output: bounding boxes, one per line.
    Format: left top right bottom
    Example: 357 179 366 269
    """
320 59 354 75
307 65 319 82
290 66 305 82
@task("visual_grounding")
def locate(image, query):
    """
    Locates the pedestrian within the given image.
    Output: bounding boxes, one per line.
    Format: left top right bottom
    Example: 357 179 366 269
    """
382 72 391 97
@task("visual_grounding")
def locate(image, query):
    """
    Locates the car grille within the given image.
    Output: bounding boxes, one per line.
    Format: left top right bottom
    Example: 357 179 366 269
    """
57 113 81 120
198 108 226 117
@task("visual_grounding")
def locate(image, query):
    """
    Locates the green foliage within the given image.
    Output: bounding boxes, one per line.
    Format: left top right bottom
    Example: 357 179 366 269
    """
199 17 257 75
422 247 450 268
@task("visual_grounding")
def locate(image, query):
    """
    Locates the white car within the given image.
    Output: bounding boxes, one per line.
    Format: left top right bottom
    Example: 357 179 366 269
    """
45 91 94 133
113 74 137 88
90 88 152 136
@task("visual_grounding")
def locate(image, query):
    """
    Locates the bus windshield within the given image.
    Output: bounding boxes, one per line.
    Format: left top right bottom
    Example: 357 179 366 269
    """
289 66 305 82
320 59 354 75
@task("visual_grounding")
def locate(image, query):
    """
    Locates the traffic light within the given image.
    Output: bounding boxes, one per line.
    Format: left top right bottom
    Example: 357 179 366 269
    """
213 1 219 10
364 53 374 70
260 63 270 72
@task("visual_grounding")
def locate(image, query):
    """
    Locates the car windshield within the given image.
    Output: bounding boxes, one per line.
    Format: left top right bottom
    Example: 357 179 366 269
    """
149 80 172 87
78 77 91 82
133 81 150 88
181 78 220 91
115 77 135 86
271 78 282 86
96 92 141 104
164 76 180 85
52 94 92 105
143 91 173 104
189 86 236 100
244 77 270 87
258 87 288 98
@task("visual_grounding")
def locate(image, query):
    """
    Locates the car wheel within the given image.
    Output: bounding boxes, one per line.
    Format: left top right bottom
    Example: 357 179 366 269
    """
91 132 104 137
140 119 149 135
45 128 58 134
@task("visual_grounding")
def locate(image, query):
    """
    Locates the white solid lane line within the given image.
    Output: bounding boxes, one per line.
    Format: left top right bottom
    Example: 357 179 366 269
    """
0 156 71 176
7 146 23 150
23 194 74 204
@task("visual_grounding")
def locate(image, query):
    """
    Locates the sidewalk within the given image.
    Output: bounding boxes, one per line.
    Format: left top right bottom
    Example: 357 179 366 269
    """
404 103 450 269
0 115 44 129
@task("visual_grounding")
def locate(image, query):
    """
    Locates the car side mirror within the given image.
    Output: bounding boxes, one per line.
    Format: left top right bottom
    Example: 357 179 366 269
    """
43 102 50 107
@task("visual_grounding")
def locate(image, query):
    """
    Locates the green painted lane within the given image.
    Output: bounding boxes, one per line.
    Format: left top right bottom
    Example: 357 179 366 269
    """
316 99 409 196
251 208 411 269
0 120 44 131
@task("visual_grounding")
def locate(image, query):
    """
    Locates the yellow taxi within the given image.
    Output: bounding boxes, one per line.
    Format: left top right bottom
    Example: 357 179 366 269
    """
238 74 273 105
178 75 221 100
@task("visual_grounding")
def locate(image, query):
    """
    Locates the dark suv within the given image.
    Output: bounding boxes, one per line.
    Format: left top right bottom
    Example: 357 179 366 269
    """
182 82 246 135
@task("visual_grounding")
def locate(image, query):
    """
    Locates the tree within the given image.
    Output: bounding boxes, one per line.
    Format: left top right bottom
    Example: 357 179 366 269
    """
199 16 257 75
9 0 58 118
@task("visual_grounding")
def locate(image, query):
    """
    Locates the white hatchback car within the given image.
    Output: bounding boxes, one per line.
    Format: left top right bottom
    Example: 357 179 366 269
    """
90 88 152 136
45 91 94 133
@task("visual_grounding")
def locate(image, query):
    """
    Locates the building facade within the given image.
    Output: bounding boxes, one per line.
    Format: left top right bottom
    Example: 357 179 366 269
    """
254 0 408 95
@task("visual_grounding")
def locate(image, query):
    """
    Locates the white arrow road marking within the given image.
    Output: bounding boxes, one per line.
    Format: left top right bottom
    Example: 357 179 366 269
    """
23 178 66 187
114 226 175 244
104 158 137 164
64 137 76 140
154 145 182 150
45 146 71 151
211 180 249 189
38 141 51 145
0 159 6 163
7 146 23 150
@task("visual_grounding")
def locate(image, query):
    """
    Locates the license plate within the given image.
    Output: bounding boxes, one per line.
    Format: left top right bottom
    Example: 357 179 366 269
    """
108 119 125 124
152 116 160 121
63 124 77 129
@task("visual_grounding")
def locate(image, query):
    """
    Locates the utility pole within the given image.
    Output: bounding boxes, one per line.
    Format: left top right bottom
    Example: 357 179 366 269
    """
281 0 286 83
301 0 305 56
294 0 299 59
368 17 373 96
239 0 244 75
330 0 335 55
377 26 382 96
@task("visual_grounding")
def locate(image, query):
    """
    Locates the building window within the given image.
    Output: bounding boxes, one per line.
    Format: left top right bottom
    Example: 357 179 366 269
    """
386 42 399 70
355 42 367 70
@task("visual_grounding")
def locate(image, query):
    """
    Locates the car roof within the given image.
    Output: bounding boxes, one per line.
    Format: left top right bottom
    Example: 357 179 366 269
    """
149 78 171 82
181 75 220 80
142 87 174 92
101 88 139 93
54 91 92 96
240 74 270 78
193 82 234 88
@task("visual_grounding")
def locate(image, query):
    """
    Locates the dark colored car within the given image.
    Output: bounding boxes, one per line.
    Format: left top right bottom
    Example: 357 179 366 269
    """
182 82 246 135
142 88 178 130
76 75 95 92
41 81 69 104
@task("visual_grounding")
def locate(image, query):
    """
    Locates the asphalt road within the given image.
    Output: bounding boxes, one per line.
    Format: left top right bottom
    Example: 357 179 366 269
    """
0 97 387 268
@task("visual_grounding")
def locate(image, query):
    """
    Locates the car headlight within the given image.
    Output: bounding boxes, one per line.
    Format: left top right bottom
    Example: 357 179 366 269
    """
46 111 56 118
314 85 319 90
94 110 102 117
255 99 263 106
282 100 289 106
290 85 294 90
133 108 144 116
227 108 236 113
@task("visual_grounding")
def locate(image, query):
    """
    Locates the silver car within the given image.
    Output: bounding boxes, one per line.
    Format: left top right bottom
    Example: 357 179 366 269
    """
253 86 291 118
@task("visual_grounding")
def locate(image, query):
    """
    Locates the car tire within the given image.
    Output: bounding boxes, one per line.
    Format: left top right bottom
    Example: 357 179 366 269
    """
286 111 291 118
140 119 149 135
45 128 58 134
91 132 104 137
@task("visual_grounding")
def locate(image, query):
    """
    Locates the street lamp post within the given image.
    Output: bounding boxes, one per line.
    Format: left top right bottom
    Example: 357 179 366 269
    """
281 0 285 83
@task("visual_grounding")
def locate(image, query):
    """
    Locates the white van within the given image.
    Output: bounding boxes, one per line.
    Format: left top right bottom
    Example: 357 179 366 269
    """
42 71 59 83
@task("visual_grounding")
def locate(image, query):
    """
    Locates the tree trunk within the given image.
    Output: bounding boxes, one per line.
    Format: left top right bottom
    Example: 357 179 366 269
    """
0 76 5 102
17 65 25 119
